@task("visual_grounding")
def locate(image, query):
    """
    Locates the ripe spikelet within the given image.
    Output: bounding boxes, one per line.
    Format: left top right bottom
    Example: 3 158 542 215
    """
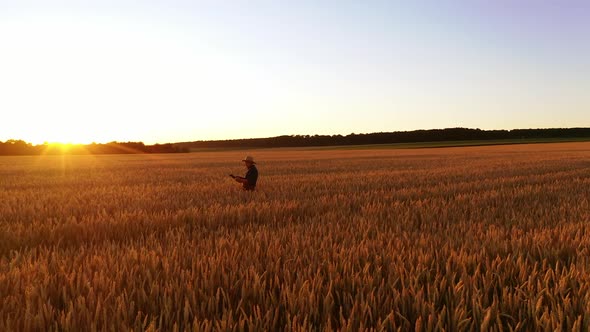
480 307 494 331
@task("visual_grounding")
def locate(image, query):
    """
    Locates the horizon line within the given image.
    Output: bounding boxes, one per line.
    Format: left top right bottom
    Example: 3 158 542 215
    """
2 126 590 146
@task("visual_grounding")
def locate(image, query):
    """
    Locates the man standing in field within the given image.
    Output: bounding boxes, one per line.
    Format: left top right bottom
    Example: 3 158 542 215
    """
230 156 258 191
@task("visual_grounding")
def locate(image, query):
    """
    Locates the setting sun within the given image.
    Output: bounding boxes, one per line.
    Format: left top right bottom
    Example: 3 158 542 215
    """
40 142 78 153
20 104 162 145
25 124 112 146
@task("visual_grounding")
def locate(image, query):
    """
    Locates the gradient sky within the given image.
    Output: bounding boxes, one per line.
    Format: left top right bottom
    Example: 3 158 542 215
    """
1 1 589 144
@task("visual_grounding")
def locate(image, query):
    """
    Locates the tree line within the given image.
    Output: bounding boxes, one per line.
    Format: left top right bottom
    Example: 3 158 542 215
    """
2 127 589 155
175 127 590 149
0 140 188 156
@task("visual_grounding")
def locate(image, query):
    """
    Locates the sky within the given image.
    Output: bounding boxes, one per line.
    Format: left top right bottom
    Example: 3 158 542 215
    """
1 0 589 144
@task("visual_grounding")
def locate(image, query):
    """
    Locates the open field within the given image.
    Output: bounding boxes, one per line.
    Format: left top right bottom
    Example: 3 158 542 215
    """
1 142 589 331
306 137 590 151
187 137 590 152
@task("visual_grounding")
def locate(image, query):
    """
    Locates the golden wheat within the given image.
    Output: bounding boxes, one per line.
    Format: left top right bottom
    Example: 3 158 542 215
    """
0 142 589 331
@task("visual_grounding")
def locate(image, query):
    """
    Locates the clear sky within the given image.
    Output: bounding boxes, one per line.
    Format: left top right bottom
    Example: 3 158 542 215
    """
1 1 588 144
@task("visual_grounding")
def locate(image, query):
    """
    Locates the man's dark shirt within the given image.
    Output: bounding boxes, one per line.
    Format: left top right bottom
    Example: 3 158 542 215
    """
244 165 258 190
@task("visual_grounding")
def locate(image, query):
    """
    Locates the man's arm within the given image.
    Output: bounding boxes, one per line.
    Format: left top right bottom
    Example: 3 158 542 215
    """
232 175 247 184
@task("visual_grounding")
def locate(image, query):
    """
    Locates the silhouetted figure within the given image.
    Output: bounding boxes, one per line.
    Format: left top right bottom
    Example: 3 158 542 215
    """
230 156 258 191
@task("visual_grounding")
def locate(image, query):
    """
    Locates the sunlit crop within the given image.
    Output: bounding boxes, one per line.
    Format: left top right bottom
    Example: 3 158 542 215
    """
1 143 589 331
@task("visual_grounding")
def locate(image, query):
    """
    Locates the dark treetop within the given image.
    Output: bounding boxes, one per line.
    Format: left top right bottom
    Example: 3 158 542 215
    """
175 127 590 150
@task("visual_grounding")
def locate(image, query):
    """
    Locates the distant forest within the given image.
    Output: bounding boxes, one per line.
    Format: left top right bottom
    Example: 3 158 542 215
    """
175 127 590 150
0 141 188 156
1 128 589 155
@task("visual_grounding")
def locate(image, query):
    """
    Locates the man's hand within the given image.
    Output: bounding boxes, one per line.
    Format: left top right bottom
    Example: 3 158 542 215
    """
229 174 246 183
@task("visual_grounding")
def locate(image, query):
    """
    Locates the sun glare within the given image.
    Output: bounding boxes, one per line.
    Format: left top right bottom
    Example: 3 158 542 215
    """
25 127 114 146
48 142 73 149
41 142 78 153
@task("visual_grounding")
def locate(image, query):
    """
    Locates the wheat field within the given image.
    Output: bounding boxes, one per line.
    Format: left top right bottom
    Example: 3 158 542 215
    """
1 142 589 331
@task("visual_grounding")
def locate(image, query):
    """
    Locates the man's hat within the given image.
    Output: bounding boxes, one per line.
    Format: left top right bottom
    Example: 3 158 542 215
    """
242 156 256 164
